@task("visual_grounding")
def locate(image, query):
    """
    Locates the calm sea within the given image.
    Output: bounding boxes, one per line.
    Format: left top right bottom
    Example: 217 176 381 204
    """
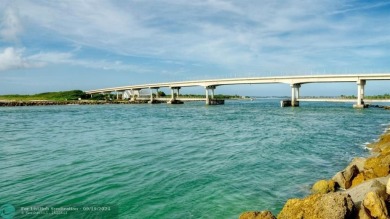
1 99 389 218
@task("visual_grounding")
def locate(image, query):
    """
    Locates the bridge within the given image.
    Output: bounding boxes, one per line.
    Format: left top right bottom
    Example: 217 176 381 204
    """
85 73 390 108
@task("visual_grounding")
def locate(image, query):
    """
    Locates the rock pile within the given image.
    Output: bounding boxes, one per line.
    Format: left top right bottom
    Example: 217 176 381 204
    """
239 129 390 219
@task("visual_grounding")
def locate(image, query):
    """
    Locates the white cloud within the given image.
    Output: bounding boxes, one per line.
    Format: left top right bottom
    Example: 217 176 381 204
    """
3 0 390 75
28 51 151 72
0 8 23 42
0 47 41 71
0 47 144 72
28 52 73 64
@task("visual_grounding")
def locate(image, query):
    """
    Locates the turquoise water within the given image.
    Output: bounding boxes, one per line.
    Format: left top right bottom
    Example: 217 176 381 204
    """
1 99 389 218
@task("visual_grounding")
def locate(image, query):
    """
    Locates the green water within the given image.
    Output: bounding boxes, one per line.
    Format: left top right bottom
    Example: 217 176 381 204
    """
1 100 389 218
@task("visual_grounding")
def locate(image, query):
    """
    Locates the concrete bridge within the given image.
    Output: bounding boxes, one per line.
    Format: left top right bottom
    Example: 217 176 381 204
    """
85 73 390 108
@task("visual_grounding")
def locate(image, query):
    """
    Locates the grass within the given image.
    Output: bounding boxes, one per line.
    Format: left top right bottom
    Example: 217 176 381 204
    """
340 94 390 99
0 90 88 101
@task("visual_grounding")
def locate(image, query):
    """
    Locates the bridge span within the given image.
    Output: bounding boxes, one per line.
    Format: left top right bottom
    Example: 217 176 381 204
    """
85 73 390 108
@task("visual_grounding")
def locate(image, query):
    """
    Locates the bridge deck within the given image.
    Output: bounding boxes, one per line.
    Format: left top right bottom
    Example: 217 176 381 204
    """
298 98 390 103
86 73 390 94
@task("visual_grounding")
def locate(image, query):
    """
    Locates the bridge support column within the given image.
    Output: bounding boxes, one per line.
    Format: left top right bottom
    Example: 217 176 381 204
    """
205 85 224 105
353 80 367 108
131 90 135 101
168 87 183 104
115 90 119 100
171 89 175 100
205 88 209 104
149 88 154 103
148 87 160 104
290 84 300 107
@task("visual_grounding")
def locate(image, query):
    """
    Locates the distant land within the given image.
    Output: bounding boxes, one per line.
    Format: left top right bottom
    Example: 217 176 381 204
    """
0 90 247 101
0 90 90 101
1 90 389 102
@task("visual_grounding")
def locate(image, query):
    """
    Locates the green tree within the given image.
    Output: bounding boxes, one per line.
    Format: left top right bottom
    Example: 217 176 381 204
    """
157 91 166 97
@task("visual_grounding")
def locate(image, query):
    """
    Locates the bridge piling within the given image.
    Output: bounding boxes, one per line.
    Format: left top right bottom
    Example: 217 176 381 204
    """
205 85 224 105
290 84 300 107
168 87 183 104
115 90 119 100
148 87 160 104
353 80 367 108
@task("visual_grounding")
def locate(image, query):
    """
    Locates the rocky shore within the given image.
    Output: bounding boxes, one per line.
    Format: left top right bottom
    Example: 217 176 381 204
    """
240 126 390 219
0 100 158 107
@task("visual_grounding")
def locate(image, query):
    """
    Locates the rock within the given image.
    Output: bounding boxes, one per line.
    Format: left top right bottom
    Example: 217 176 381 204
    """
380 145 390 155
349 157 366 172
362 191 389 219
367 131 390 153
343 178 388 209
278 197 314 219
351 172 365 188
328 180 336 191
332 165 359 189
239 211 276 219
358 206 373 219
364 155 390 179
311 179 336 194
313 193 354 219
278 192 354 219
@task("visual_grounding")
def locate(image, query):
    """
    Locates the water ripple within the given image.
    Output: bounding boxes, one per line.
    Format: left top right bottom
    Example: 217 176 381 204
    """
0 101 388 218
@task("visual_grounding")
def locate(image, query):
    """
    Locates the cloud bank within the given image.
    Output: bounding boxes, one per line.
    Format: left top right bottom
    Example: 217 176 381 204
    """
0 7 22 42
1 0 390 75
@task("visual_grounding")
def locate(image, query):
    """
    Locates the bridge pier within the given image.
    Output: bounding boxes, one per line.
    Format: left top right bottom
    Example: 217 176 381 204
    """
290 84 300 107
353 80 367 108
168 87 183 104
148 87 160 104
115 90 119 100
205 86 224 105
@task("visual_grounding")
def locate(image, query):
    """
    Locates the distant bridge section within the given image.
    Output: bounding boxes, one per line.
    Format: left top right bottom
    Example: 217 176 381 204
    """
85 73 390 108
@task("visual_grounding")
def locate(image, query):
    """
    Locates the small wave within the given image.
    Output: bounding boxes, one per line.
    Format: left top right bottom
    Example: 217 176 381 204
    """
360 142 373 151
364 146 372 151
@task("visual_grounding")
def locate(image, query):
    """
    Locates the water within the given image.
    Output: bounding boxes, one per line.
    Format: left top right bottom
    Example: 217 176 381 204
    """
1 99 389 218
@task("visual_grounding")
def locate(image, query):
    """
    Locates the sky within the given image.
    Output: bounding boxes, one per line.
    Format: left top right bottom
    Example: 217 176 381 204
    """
0 0 390 96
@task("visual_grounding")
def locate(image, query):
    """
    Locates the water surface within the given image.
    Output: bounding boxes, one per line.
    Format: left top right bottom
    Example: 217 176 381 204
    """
1 100 389 218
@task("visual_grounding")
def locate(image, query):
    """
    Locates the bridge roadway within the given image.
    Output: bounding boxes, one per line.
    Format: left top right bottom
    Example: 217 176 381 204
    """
85 73 390 108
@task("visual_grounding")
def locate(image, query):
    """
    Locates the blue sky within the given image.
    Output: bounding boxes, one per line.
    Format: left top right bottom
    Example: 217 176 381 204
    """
0 0 390 96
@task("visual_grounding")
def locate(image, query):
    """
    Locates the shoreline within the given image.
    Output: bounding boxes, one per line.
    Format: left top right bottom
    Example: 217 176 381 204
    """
0 100 152 107
240 125 390 219
1 100 390 109
0 98 251 107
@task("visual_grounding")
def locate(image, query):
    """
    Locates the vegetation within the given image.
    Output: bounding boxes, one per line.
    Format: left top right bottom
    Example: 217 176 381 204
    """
0 90 246 101
340 94 390 99
157 91 166 97
0 90 90 101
